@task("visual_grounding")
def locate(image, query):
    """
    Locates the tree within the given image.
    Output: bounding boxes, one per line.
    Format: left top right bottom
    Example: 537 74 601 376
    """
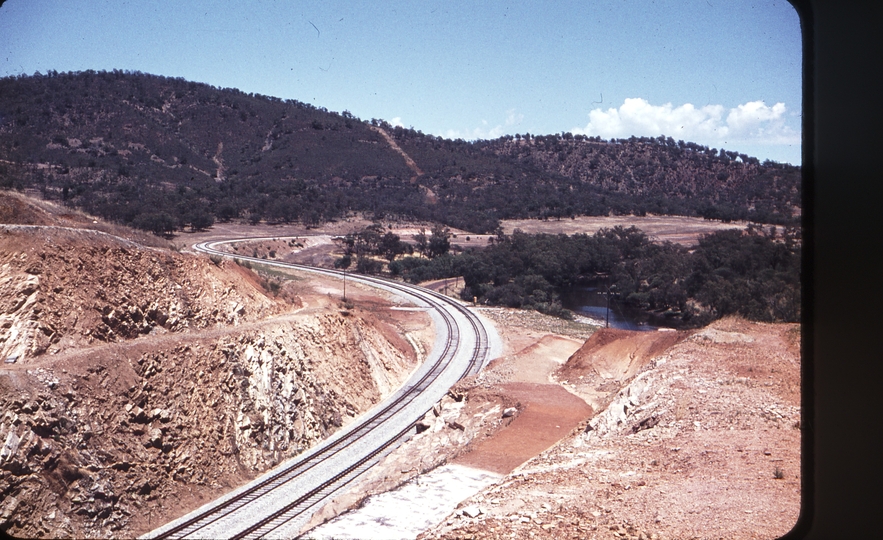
414 228 429 258
334 253 353 271
379 231 410 262
215 203 238 222
132 212 177 237
427 225 451 259
190 211 215 231
356 255 382 274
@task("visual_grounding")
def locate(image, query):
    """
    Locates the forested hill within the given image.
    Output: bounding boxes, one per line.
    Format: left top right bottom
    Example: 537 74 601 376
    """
0 71 800 234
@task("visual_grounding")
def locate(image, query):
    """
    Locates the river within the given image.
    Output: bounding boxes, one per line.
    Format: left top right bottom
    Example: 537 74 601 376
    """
558 280 682 331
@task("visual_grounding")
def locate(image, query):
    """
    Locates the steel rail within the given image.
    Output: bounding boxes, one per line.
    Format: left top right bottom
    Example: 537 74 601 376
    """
145 238 491 539
151 278 458 537
232 275 490 539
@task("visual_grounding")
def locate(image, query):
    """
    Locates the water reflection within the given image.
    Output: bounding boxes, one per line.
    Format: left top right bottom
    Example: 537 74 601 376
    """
559 281 681 331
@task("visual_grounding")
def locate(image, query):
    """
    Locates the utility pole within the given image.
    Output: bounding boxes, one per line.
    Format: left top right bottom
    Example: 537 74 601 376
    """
338 253 351 302
605 284 616 328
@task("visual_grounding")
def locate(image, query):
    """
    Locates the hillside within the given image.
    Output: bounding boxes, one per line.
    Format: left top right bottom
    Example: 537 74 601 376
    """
419 317 800 540
0 194 432 538
1 71 800 234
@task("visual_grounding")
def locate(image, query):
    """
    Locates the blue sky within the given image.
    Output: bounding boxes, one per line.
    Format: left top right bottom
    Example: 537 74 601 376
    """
0 0 802 164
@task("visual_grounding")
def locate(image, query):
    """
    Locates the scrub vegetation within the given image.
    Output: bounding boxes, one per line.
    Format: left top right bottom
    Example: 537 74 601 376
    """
1 71 799 236
384 224 800 326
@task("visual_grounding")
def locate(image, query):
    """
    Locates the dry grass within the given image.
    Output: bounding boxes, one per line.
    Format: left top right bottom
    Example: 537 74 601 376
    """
2 189 177 250
500 214 748 246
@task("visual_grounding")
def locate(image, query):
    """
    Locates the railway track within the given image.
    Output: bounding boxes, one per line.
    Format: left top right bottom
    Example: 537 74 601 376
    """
143 238 494 539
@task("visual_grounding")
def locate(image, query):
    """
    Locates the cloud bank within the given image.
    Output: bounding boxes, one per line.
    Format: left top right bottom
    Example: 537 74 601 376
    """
571 98 800 147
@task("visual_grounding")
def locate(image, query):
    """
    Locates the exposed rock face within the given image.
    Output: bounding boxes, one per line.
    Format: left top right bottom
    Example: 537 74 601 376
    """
0 225 282 363
0 224 424 538
0 270 40 363
1 311 418 538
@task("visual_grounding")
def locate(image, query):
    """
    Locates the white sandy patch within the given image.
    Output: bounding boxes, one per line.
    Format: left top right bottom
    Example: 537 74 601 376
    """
310 464 501 539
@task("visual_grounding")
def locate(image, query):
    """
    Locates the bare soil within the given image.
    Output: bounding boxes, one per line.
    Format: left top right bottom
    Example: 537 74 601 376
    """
305 308 800 540
183 213 745 271
1 194 799 539
302 310 594 534
0 190 174 249
0 200 435 538
420 316 801 540
455 383 593 475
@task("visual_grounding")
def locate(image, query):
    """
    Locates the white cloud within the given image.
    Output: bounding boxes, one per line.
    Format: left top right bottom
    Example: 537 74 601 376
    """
390 116 404 128
572 98 800 147
505 108 524 127
444 108 524 141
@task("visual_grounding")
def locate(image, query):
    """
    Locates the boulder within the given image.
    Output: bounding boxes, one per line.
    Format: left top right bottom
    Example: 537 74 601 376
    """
0 430 21 463
146 427 162 448
446 420 465 431
447 390 465 402
632 415 660 434
127 405 148 423
152 409 172 423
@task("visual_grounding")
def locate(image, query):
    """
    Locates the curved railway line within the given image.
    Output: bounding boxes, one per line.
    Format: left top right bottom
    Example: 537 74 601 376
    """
143 238 496 539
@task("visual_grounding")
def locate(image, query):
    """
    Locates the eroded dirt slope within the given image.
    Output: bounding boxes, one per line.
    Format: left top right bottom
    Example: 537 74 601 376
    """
0 210 430 538
556 328 690 414
0 190 174 248
422 317 801 540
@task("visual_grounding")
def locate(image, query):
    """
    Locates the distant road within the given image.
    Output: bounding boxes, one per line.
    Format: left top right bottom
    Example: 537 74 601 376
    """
143 238 499 539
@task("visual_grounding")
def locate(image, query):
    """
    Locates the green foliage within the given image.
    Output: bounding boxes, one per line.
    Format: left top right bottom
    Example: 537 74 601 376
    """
189 211 215 231
338 224 419 276
427 225 452 259
413 229 428 257
0 71 799 236
389 254 455 283
379 231 411 262
398 225 800 325
395 130 800 227
131 211 176 237
259 277 282 296
686 225 801 322
355 255 383 275
334 253 352 270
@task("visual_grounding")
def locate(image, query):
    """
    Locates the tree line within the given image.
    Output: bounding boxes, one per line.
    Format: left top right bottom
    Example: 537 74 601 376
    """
345 224 800 326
